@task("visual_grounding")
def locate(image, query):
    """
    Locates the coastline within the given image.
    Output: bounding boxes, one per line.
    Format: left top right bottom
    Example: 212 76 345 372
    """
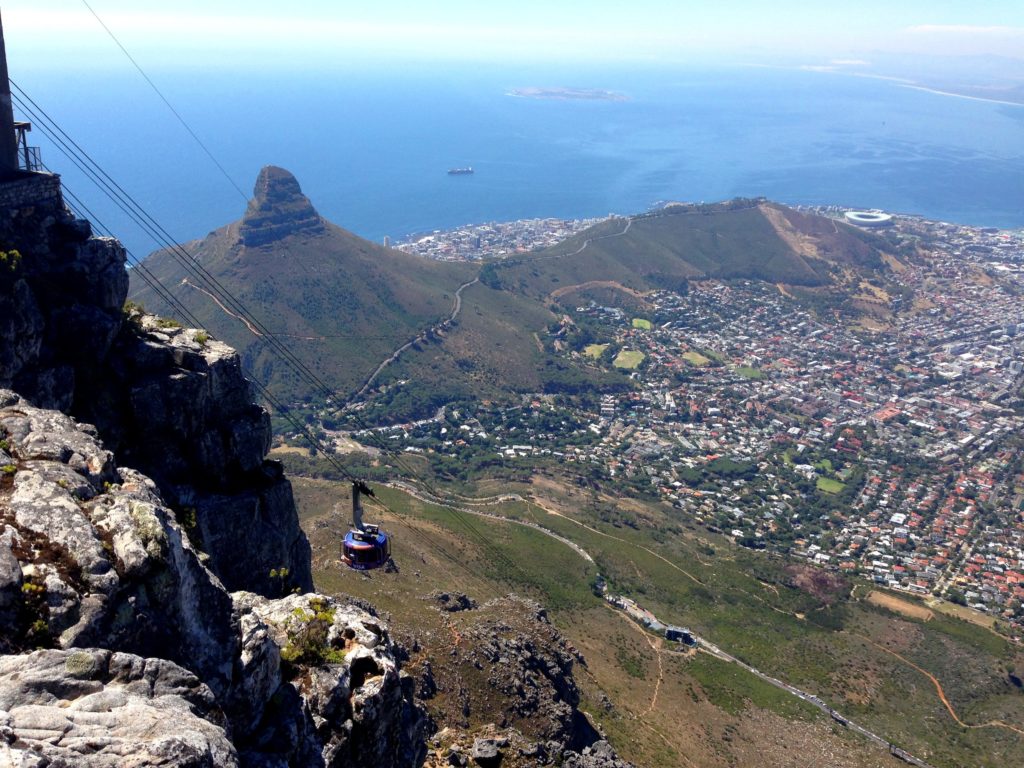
895 83 1024 108
757 62 1024 108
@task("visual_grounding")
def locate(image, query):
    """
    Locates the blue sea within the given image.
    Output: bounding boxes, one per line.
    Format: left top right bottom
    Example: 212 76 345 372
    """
17 63 1024 259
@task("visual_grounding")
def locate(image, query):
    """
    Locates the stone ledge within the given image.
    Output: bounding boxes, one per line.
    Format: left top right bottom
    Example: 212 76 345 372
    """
0 172 63 213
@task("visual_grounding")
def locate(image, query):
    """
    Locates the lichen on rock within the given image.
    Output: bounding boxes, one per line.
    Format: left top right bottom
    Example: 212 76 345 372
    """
0 391 426 766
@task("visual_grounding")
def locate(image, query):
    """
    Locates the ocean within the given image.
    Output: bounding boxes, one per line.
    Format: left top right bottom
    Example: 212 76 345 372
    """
16 63 1024 259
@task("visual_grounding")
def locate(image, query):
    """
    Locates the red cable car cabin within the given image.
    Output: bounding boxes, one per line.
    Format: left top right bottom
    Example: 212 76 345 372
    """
342 525 391 570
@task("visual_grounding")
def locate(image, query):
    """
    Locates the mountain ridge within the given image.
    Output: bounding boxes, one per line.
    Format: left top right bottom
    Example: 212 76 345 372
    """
132 166 478 401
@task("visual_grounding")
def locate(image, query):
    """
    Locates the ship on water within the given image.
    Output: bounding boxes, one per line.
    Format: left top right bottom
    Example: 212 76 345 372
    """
447 167 474 175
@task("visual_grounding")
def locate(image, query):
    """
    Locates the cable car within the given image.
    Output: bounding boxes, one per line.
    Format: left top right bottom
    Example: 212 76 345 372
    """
342 481 391 570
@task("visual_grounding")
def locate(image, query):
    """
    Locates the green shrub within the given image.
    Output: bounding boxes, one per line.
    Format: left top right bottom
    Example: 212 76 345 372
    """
0 249 21 273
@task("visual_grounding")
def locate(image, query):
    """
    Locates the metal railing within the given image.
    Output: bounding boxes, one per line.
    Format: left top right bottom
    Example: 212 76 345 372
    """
18 146 41 172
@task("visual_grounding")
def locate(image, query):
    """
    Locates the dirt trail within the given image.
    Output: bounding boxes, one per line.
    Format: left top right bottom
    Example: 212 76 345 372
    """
181 278 264 336
548 279 650 302
354 276 479 398
603 605 704 768
854 633 1024 736
180 278 335 340
529 499 704 585
605 604 664 717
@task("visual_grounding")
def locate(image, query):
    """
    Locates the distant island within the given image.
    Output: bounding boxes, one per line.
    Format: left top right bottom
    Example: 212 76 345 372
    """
507 86 629 102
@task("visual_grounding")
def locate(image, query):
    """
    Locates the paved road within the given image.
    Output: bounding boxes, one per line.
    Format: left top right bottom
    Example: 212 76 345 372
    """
352 215 633 401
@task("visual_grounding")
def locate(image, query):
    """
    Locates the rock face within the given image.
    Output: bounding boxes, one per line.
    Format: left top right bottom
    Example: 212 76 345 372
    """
0 392 237 692
0 390 425 766
0 649 237 768
0 180 311 595
239 166 325 247
0 185 125 412
79 312 313 595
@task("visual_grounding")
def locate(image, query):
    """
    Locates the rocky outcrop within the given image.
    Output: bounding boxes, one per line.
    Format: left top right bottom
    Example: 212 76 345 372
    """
0 391 239 692
0 391 426 766
0 183 310 595
562 741 636 768
460 597 589 745
423 729 635 768
230 592 430 767
0 649 237 768
79 313 313 595
239 166 325 247
414 596 633 768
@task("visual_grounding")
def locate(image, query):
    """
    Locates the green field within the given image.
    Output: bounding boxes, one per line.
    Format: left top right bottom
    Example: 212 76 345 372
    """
631 318 652 330
613 350 645 369
702 349 726 362
682 350 711 366
584 343 609 359
816 476 846 494
735 365 763 379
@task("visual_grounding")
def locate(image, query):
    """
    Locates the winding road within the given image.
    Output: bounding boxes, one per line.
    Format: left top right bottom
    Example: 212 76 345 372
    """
352 276 479 399
383 481 594 564
351 214 634 403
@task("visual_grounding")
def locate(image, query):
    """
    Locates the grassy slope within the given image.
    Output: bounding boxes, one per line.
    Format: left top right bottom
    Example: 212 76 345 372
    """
132 222 622 415
131 221 476 399
385 282 557 398
491 203 885 304
290 471 1024 768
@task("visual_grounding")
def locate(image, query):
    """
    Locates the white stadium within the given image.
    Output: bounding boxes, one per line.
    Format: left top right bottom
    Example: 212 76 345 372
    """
843 210 894 228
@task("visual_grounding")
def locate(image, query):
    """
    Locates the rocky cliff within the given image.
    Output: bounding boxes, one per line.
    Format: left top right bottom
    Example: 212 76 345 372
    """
0 175 424 766
0 390 426 766
239 166 325 247
0 175 309 595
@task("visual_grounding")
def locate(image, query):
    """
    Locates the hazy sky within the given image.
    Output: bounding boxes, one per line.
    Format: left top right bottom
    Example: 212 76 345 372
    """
5 0 1024 70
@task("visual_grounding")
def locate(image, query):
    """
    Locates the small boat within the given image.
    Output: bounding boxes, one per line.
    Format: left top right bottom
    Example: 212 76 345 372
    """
447 167 474 175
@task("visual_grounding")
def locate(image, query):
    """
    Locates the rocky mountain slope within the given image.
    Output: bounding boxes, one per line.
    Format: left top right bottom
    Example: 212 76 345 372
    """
0 177 425 765
0 182 309 596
